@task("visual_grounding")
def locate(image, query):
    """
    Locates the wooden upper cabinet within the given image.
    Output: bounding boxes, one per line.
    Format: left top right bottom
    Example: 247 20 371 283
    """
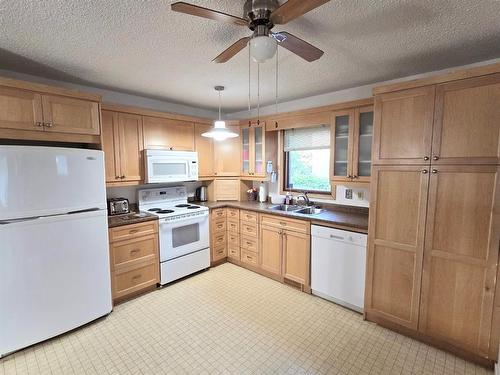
118 113 143 182
142 116 194 151
101 111 120 182
372 86 435 165
331 109 355 182
41 95 100 135
432 74 500 165
418 165 500 356
101 110 143 184
260 226 282 276
194 123 214 177
0 86 43 131
352 106 374 182
214 125 241 176
241 122 266 177
365 165 429 329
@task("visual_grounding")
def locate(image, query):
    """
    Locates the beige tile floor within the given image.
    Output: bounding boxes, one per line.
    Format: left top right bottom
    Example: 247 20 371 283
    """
0 263 493 375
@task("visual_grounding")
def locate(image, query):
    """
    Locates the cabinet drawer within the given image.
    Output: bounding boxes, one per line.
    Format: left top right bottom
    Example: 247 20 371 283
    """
228 246 240 260
227 208 240 220
227 232 240 247
113 261 158 299
241 222 259 237
241 235 258 252
227 218 239 233
211 208 226 219
240 210 258 223
110 235 158 269
211 232 226 248
212 244 227 261
109 221 158 242
241 249 258 266
212 218 226 233
260 214 310 234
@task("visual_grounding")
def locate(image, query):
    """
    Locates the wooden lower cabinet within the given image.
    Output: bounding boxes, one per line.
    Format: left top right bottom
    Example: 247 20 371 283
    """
108 220 160 303
365 165 429 329
418 165 500 357
210 207 311 293
282 229 310 286
366 164 500 362
260 226 282 276
210 208 227 263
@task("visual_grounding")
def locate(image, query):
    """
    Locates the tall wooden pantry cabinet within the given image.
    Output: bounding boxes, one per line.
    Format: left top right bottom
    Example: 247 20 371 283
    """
365 67 500 365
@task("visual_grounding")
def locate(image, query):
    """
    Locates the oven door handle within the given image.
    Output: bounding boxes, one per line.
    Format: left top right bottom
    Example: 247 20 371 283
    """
159 214 208 228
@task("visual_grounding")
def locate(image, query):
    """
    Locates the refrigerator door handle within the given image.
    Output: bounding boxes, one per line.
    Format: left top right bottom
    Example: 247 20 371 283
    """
67 207 101 215
0 217 41 225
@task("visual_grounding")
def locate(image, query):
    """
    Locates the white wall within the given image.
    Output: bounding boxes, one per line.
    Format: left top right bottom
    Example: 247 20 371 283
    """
0 69 218 119
107 181 203 205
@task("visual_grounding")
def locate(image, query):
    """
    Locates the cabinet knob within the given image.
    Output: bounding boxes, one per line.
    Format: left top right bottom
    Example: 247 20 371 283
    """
423 156 430 161
35 122 43 127
347 175 352 179
115 176 120 180
44 122 53 128
432 156 440 161
353 175 358 179
432 169 438 174
275 121 278 129
121 175 126 179
422 169 428 174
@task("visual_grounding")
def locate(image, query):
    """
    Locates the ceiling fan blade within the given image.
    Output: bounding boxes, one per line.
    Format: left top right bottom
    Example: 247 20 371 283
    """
271 0 330 25
171 2 247 27
274 32 324 62
213 37 251 63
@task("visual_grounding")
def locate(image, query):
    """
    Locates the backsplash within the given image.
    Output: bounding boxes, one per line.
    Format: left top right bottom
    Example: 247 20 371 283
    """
106 181 203 204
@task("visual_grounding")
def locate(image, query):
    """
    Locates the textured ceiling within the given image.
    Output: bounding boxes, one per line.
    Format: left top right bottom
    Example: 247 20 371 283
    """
0 0 499 112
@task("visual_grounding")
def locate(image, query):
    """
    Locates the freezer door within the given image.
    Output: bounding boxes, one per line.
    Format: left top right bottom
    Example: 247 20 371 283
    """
0 209 112 357
0 146 106 221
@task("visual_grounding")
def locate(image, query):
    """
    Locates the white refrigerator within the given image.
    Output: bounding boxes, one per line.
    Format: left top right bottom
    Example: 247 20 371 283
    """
0 146 112 358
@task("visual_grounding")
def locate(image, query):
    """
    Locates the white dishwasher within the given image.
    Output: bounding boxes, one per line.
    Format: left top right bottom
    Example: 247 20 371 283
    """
311 225 367 313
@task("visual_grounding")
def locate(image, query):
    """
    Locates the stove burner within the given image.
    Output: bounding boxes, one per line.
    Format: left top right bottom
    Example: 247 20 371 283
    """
175 204 191 208
156 209 175 214
187 206 200 209
148 208 162 212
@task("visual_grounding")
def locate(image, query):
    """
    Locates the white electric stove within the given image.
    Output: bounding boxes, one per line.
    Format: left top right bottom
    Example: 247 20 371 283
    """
138 186 210 285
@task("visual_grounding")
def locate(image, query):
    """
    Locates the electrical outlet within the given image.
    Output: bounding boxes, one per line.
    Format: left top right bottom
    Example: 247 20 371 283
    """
345 188 353 199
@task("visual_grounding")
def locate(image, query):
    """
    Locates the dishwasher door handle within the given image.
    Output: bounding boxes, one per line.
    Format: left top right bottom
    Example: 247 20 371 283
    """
330 235 345 240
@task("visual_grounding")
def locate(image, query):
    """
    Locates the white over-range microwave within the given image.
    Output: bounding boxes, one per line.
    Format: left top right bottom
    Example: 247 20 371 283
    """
144 150 198 183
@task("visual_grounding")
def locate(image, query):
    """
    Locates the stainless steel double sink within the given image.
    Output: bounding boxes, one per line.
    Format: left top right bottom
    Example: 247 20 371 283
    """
269 204 324 215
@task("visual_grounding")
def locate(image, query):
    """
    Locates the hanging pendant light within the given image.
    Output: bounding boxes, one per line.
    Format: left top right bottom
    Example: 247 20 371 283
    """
202 86 239 141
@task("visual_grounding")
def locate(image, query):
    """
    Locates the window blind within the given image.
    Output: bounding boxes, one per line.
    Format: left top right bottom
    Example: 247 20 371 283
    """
283 125 331 152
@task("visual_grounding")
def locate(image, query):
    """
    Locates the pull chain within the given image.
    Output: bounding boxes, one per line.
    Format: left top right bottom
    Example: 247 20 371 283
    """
248 46 251 114
275 47 279 114
257 62 260 125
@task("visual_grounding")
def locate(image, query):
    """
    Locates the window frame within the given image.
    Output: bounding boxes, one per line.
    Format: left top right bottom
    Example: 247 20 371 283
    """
280 129 333 197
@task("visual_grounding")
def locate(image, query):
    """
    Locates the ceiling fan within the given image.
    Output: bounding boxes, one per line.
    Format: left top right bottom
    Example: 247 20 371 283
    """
171 0 330 63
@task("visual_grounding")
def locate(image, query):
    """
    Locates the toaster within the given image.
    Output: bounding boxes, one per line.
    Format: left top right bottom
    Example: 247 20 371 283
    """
107 198 130 216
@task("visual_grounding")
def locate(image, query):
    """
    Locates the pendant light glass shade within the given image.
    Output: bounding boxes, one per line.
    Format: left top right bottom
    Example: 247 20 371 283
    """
202 86 238 141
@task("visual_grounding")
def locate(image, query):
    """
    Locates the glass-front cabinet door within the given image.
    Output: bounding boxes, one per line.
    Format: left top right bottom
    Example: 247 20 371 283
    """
241 127 250 175
241 122 266 177
353 106 374 182
254 126 264 175
331 110 354 182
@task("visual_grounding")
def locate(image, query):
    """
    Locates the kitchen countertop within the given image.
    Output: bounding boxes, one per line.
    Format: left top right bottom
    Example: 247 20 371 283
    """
108 211 158 228
196 201 369 233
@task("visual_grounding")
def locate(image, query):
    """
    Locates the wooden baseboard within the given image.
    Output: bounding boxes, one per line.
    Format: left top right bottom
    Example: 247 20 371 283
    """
365 312 495 369
112 284 158 306
210 258 227 267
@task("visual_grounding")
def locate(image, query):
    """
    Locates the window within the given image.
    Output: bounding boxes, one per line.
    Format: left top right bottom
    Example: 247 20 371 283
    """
283 125 331 193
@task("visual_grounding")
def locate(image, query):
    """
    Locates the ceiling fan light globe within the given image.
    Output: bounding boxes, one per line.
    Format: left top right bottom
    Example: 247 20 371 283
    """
250 35 277 63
